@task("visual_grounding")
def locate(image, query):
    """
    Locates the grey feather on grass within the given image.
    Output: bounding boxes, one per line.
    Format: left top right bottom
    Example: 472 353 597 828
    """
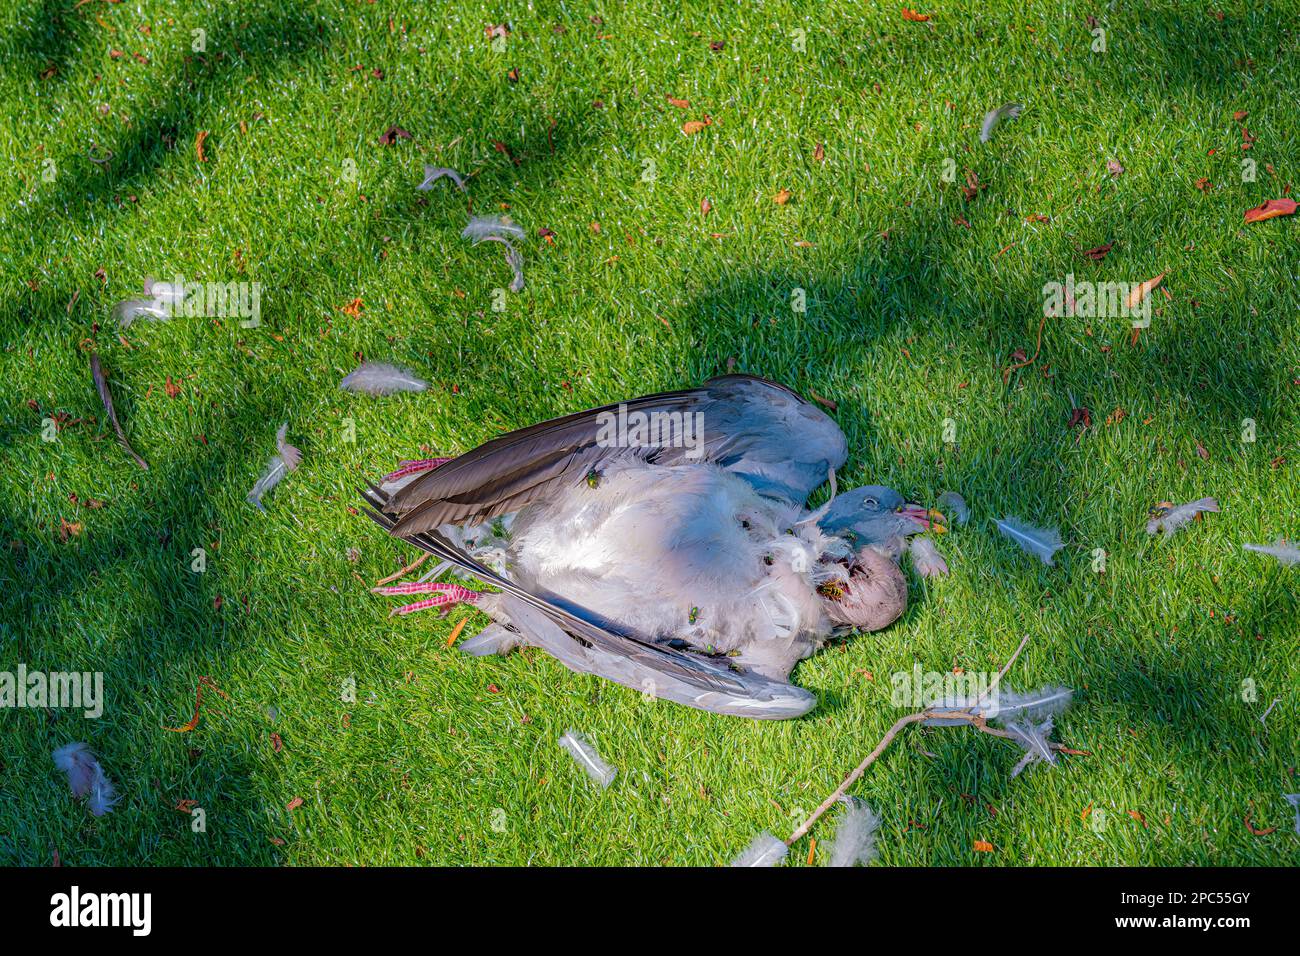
909 537 949 577
53 742 117 816
936 491 969 525
730 831 788 867
980 103 1023 143
461 215 524 241
1006 716 1057 777
1285 794 1300 835
340 362 429 395
926 684 1073 726
458 623 522 657
558 730 616 788
90 353 149 470
994 516 1063 565
1146 497 1219 537
417 165 467 191
247 423 301 511
1242 540 1300 566
826 797 879 866
474 236 525 293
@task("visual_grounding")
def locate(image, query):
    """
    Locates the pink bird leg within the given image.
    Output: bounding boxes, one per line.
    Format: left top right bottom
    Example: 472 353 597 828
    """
371 581 483 616
383 458 452 482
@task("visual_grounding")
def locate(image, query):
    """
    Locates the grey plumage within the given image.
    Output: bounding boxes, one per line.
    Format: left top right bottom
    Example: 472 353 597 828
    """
995 516 1063 565
826 797 879 866
730 831 788 867
1006 715 1057 777
417 165 467 191
53 742 117 816
115 277 185 327
340 362 429 395
927 684 1073 725
937 490 969 524
1285 794 1300 835
909 536 949 577
90 353 149 470
1242 539 1300 566
247 423 301 511
980 102 1023 143
458 623 522 656
558 730 616 788
1146 497 1219 537
461 215 524 241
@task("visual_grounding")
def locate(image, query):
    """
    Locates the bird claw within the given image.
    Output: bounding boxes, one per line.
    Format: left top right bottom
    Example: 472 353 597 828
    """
372 582 483 616
382 458 452 482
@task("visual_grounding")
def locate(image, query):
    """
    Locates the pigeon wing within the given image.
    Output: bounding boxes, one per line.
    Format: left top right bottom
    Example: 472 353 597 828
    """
386 374 845 534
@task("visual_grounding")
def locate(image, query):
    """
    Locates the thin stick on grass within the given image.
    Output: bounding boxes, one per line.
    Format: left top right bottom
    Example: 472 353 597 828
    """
785 636 1084 847
375 551 430 586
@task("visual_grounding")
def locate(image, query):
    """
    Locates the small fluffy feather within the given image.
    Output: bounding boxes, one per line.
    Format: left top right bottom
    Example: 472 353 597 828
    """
417 165 466 191
459 623 522 657
995 516 1063 565
927 684 1074 726
53 742 117 816
936 491 969 525
247 423 301 511
1286 794 1300 835
980 102 1023 143
462 215 524 241
1006 716 1057 777
1242 539 1300 566
340 362 429 395
1146 497 1219 537
730 831 788 867
909 536 949 577
827 797 879 867
558 730 616 788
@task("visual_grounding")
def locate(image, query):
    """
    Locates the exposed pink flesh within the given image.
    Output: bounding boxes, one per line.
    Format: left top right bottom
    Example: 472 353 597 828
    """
383 457 452 482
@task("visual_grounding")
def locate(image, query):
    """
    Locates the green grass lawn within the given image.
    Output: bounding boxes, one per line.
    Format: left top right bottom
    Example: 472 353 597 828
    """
1 0 1297 866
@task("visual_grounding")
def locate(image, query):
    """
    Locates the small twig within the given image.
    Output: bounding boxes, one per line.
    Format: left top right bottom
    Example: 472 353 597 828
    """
375 551 430 586
981 633 1029 703
1002 314 1047 383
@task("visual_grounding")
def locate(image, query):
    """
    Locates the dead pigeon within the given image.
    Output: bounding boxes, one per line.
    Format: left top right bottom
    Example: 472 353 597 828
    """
361 376 931 718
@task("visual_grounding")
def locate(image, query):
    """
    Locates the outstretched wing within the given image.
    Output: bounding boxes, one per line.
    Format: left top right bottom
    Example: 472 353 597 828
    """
385 374 845 535
360 484 815 718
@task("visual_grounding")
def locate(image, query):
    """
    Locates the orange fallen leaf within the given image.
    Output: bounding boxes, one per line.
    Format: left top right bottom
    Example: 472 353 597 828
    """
666 96 689 108
813 142 825 162
340 297 363 317
806 839 817 865
164 375 181 399
808 389 837 411
195 130 209 163
1124 273 1164 310
902 7 931 21
973 840 994 852
286 797 303 811
1243 198 1297 223
1128 810 1147 828
445 617 468 648
700 197 712 216
681 120 707 135
773 188 792 205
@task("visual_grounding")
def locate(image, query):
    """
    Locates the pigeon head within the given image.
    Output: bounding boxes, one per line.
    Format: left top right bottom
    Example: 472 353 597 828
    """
818 485 933 548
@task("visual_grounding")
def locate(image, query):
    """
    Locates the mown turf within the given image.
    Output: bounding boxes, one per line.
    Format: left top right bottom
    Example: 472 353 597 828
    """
1 0 1297 866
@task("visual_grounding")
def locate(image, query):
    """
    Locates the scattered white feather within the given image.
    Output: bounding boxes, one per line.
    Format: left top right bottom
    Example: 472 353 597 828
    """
1006 716 1057 777
826 797 879 867
417 165 466 191
936 491 969 525
247 423 301 511
927 684 1073 726
1286 794 1300 835
995 516 1063 565
1146 497 1219 537
558 730 616 789
909 537 949 577
340 361 429 395
462 215 524 241
730 831 788 867
1242 539 1300 566
473 236 525 293
980 102 1023 143
458 623 522 657
53 742 117 816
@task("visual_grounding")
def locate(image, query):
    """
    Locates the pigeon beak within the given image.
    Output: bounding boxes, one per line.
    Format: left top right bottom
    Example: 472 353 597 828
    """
900 503 933 529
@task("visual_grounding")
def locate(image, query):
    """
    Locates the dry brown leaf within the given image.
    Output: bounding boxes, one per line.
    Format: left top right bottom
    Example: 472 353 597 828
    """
700 197 712 216
195 130 209 163
813 142 825 162
666 96 689 108
973 839 994 852
902 7 932 21
1243 198 1297 223
681 120 707 135
286 797 303 811
773 188 792 205
1124 273 1164 310
1082 242 1113 260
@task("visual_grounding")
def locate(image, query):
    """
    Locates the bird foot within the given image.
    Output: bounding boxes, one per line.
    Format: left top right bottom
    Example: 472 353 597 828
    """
372 581 483 616
382 457 452 482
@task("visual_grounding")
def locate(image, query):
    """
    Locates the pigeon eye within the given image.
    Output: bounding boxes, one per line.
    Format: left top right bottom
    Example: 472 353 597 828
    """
863 497 878 509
